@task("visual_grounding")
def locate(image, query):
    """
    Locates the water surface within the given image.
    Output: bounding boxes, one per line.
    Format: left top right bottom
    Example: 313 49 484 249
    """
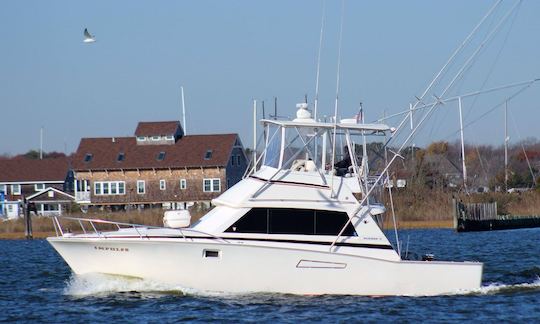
1 228 540 322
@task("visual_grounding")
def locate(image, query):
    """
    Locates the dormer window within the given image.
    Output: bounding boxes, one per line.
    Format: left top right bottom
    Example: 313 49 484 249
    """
84 153 93 162
204 150 213 160
151 136 161 141
137 136 147 141
157 151 166 161
165 135 174 140
117 152 125 162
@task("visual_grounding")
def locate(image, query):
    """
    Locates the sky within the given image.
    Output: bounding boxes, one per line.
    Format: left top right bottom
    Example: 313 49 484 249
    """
1 0 539 155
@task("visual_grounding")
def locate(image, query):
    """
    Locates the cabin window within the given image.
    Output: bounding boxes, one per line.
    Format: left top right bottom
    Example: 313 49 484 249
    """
11 184 21 195
35 183 45 191
203 178 220 192
180 179 187 190
225 208 357 236
157 151 166 161
84 153 93 162
160 179 166 190
204 150 213 160
117 152 125 162
137 180 145 194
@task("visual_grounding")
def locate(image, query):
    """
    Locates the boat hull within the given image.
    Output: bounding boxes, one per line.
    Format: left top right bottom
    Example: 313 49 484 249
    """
48 237 482 296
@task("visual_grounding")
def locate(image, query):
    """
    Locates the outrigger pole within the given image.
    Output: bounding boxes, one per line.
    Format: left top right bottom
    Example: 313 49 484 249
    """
330 0 520 252
330 0 345 198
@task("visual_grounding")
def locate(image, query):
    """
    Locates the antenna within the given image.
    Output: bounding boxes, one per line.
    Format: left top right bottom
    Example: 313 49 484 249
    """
314 0 326 121
253 100 257 172
181 86 187 135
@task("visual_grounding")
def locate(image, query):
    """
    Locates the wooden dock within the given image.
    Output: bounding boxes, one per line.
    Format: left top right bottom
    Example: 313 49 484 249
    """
453 199 540 232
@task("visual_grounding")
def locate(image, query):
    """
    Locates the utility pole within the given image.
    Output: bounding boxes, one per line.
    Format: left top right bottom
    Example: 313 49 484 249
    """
458 97 467 192
504 100 509 192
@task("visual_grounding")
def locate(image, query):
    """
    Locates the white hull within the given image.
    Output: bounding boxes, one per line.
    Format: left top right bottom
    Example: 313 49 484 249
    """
48 236 482 296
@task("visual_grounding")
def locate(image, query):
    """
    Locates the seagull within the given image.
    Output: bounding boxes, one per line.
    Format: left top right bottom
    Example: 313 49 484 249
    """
83 28 96 43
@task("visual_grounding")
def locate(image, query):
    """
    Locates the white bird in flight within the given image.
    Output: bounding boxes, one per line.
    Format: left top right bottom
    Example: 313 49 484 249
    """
83 28 96 43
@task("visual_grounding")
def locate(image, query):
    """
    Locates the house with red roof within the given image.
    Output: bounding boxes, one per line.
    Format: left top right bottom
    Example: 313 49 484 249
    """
0 157 74 219
72 121 247 209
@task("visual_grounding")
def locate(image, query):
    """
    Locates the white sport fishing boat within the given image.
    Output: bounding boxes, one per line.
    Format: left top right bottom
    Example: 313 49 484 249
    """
48 104 482 296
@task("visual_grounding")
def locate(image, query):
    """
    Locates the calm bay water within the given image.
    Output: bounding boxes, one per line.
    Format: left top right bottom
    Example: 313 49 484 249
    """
1 228 540 322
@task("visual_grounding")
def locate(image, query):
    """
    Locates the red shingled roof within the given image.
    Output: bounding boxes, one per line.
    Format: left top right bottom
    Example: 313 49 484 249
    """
72 134 239 171
0 157 70 182
134 121 182 137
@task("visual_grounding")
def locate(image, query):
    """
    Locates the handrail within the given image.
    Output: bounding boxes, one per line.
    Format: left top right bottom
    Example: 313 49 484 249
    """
51 215 229 243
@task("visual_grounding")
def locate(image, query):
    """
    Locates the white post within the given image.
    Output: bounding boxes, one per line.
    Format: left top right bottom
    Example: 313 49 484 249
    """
40 127 43 160
458 97 467 191
253 99 257 172
504 100 508 192
181 86 187 135
73 179 78 201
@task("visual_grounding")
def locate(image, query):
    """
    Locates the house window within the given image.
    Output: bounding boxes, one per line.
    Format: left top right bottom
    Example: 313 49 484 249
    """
236 155 241 166
11 184 21 195
180 179 187 190
110 182 118 195
204 150 213 160
165 135 174 140
157 151 166 161
231 156 236 166
160 179 166 190
203 178 221 192
35 183 45 191
84 153 93 162
151 136 161 141
93 181 126 195
137 180 145 194
0 184 6 194
117 153 125 162
94 182 102 195
137 136 147 141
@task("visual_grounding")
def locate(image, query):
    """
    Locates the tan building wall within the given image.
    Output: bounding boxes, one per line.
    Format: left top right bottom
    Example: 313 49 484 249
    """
76 167 226 205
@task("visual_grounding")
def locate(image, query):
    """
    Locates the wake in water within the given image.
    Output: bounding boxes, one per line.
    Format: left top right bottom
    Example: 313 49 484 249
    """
64 273 245 298
64 273 540 298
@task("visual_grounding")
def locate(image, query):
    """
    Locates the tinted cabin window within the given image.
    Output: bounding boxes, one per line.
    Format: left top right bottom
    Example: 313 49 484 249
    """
270 208 314 235
315 210 356 236
226 208 268 233
225 208 356 236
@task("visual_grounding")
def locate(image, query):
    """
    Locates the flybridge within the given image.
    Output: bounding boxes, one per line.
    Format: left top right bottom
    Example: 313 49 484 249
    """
261 119 394 134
